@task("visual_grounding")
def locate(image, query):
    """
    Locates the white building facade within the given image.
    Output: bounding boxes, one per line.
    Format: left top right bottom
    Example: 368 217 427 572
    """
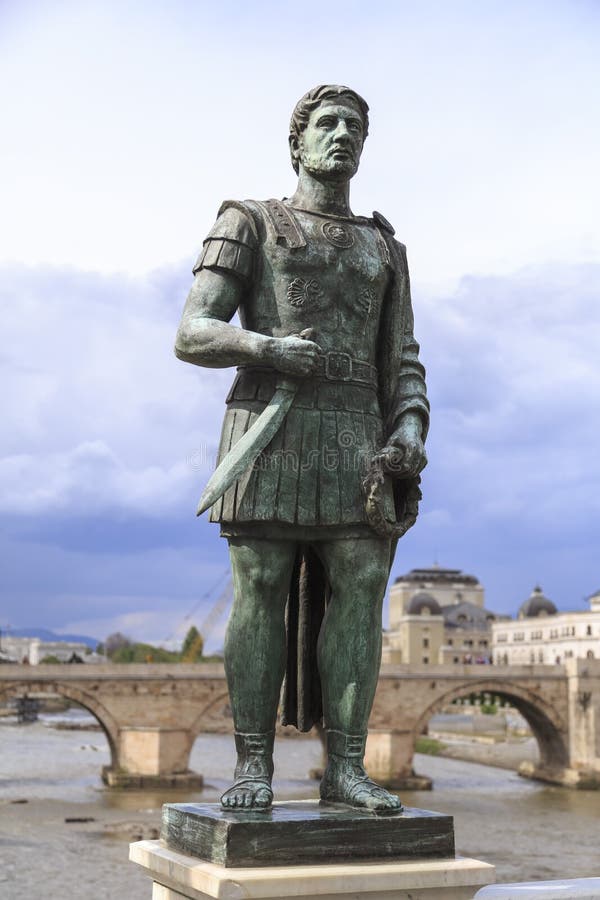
0 636 93 664
492 587 600 665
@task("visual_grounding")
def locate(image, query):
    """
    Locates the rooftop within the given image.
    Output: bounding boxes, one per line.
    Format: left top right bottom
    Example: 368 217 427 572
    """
395 564 480 586
518 585 558 620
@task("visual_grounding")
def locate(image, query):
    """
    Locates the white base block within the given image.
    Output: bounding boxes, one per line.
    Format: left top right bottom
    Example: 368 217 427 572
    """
130 840 495 900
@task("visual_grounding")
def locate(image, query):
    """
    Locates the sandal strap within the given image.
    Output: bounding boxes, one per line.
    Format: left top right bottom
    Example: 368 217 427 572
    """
228 776 273 790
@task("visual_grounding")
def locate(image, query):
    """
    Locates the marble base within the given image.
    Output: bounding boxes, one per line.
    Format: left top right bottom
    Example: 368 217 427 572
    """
160 801 454 867
130 840 495 900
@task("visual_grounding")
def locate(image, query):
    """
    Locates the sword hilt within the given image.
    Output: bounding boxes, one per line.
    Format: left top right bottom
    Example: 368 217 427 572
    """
278 328 318 392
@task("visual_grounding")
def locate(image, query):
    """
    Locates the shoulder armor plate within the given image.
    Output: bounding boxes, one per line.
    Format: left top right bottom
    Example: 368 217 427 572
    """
372 210 395 235
216 199 259 240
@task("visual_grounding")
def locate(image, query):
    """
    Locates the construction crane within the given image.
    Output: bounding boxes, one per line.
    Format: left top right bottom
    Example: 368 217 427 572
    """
181 578 233 661
165 568 233 658
198 578 233 645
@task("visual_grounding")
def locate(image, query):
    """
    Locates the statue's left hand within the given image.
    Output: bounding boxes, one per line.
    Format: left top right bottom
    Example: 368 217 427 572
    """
375 415 427 479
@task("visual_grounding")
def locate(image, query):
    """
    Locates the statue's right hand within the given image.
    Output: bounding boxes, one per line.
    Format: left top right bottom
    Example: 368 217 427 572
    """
269 333 322 376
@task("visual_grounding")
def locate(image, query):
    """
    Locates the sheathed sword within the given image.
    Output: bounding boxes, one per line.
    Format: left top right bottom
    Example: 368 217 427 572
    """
196 330 315 516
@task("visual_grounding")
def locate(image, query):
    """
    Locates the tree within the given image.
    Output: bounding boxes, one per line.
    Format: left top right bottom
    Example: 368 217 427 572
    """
110 642 180 663
105 632 131 658
181 626 204 662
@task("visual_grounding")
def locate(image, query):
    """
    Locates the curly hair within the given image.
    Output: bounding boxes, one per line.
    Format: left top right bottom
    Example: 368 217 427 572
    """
289 84 369 173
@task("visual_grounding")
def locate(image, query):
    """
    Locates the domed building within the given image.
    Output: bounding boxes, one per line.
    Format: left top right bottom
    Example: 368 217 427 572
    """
517 586 557 620
406 592 442 616
390 563 484 623
382 564 506 666
492 586 600 666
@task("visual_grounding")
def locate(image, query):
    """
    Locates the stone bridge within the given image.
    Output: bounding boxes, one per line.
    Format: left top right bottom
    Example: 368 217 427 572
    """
1 659 599 790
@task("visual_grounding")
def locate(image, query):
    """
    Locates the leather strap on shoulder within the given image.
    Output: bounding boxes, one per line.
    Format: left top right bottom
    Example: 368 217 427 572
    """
253 198 307 249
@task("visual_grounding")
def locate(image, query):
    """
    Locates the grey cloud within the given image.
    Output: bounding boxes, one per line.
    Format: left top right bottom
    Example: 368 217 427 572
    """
1 260 599 631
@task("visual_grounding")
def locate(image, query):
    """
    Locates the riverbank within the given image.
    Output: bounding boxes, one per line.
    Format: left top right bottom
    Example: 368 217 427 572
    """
422 711 539 772
418 733 539 772
1 720 598 898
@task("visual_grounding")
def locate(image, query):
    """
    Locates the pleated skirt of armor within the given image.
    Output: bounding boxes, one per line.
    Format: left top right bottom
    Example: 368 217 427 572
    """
209 369 396 529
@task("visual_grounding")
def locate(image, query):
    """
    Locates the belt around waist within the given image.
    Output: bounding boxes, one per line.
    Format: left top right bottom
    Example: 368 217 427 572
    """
238 352 378 387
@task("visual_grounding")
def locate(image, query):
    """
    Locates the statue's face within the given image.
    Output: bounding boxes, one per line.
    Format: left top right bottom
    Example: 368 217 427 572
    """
295 102 365 180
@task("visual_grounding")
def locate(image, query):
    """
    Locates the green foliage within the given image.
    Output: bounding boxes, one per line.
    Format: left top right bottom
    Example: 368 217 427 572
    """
415 736 446 756
105 632 132 657
110 642 181 664
39 655 62 664
181 625 204 662
98 626 213 664
480 702 498 715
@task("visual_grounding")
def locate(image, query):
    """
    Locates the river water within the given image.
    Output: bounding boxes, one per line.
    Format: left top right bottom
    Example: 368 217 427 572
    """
1 710 599 898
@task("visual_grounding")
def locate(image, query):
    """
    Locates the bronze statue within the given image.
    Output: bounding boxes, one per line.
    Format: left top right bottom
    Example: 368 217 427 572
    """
175 85 429 812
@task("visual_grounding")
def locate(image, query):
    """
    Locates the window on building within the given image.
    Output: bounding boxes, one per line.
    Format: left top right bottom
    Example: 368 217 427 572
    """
538 650 544 663
479 640 488 647
422 656 429 664
587 650 595 660
423 638 429 648
453 657 459 664
586 625 592 636
448 638 453 646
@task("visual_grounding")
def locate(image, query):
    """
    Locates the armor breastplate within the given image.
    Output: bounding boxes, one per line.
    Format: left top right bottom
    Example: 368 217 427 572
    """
240 202 391 364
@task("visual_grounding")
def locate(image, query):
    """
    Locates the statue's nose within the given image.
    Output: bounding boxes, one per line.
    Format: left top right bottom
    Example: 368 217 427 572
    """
332 121 351 142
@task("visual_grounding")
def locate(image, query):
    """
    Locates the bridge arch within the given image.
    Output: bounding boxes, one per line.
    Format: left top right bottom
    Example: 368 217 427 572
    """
0 680 119 770
189 690 231 740
413 678 569 772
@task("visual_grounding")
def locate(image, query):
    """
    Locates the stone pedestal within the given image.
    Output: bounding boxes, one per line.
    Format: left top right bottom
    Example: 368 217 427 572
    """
161 802 454 867
131 840 495 900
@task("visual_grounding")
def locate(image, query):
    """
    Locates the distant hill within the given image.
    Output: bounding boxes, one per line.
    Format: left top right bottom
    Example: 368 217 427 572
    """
6 628 99 650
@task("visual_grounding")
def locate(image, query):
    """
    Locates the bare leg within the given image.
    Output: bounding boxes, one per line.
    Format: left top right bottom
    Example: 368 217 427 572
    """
316 537 401 811
221 538 297 809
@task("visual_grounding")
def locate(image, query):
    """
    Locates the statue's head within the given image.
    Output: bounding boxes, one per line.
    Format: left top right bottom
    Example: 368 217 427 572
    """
289 85 369 180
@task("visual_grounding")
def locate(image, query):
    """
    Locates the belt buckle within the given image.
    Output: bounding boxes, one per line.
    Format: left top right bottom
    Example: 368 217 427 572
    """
325 352 353 381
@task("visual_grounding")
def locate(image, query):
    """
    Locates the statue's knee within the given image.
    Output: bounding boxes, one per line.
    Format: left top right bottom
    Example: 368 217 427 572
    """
234 562 288 606
352 564 388 605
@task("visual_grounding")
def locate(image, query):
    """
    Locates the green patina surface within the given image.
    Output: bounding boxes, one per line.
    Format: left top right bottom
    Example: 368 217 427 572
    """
175 85 429 814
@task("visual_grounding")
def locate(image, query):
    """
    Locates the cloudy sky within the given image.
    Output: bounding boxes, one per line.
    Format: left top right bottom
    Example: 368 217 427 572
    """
1 0 599 648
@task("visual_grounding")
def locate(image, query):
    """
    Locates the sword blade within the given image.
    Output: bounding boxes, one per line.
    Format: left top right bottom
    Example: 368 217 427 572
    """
197 382 297 516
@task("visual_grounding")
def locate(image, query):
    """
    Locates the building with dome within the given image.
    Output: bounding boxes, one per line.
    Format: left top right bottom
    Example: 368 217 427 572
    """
382 564 507 665
492 587 600 665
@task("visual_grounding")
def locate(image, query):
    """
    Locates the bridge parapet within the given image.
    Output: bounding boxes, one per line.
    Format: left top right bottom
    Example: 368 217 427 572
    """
1 662 599 790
